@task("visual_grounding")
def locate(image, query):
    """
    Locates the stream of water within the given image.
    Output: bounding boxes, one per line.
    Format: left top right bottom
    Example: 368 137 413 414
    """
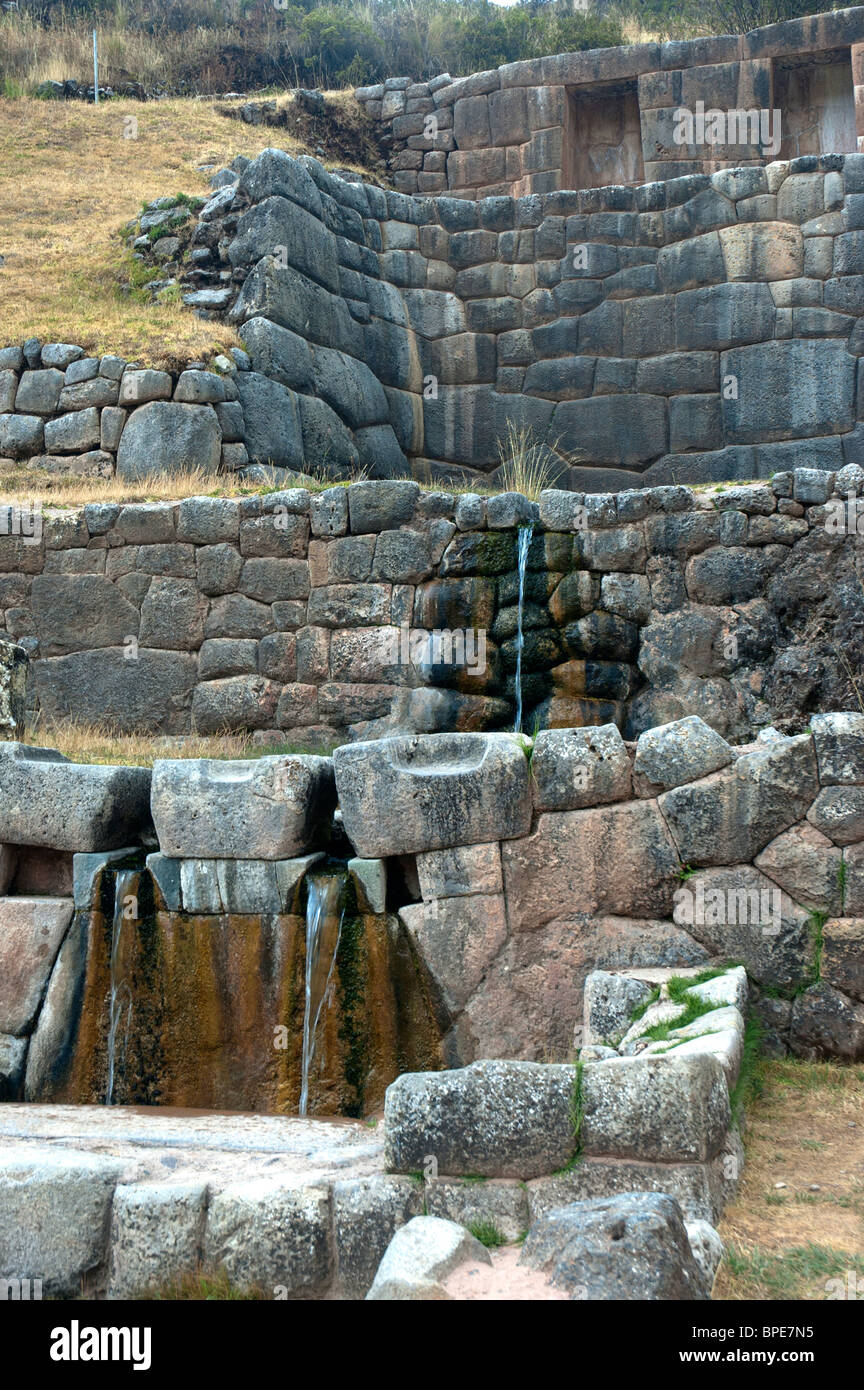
105 868 139 1106
512 523 534 733
299 869 347 1116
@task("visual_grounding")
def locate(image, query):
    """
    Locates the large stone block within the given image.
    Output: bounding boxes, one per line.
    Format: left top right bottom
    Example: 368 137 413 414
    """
821 918 864 1003
0 743 151 851
672 866 812 991
530 725 632 811
0 897 73 1035
634 715 734 792
502 800 680 930
658 734 819 865
581 1054 730 1163
151 754 336 860
333 1176 424 1299
385 1059 578 1179
0 1147 123 1297
334 733 531 857
721 339 855 443
108 1182 207 1299
399 893 507 1013
204 1181 331 1296
228 195 339 292
233 372 304 470
551 395 667 468
115 402 221 481
520 1192 707 1300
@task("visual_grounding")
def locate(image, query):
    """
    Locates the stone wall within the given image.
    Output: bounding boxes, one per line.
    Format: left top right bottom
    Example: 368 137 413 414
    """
356 8 864 199
6 468 864 742
14 142 864 488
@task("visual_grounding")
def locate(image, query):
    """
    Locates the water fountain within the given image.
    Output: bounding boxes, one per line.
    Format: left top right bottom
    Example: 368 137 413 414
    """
512 523 534 734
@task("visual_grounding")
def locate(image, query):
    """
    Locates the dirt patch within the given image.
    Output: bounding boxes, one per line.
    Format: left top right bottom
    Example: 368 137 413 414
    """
443 1246 569 1301
715 1059 864 1300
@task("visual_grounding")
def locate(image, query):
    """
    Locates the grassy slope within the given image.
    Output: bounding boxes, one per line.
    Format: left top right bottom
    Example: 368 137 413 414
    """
0 92 371 368
716 1059 864 1300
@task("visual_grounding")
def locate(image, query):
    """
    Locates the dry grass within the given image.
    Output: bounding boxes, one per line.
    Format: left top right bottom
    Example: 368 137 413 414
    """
716 1058 864 1300
0 463 315 507
0 92 371 367
27 718 327 766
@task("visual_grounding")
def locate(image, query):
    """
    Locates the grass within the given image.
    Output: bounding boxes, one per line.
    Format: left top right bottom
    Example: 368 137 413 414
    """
0 92 373 367
715 1058 864 1300
27 718 339 766
147 1266 268 1300
468 1219 507 1249
495 423 558 502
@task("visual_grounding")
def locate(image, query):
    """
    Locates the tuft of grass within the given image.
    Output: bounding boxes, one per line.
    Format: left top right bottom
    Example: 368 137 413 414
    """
468 1219 507 1249
147 1266 268 1300
494 423 557 501
729 1014 766 1126
629 986 660 1023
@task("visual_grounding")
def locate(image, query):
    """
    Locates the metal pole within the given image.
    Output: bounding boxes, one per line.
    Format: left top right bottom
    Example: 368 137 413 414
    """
93 30 98 105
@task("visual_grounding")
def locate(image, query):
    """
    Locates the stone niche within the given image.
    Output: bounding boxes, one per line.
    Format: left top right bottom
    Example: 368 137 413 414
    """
775 48 858 160
565 81 645 191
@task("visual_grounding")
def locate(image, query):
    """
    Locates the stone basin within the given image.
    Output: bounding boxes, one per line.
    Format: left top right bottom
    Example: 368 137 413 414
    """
334 732 532 857
150 754 337 859
0 743 152 852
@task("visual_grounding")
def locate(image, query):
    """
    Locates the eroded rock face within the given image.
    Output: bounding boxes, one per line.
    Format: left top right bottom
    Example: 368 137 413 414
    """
150 754 335 859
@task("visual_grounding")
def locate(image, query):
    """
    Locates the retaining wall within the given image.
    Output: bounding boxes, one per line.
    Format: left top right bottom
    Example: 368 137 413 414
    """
5 469 864 741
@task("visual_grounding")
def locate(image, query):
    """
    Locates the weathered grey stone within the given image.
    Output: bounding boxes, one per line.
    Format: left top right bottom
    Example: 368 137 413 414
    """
385 1060 578 1179
335 732 531 857
108 1182 207 1299
366 1215 490 1300
634 715 734 792
116 402 221 480
233 372 304 471
685 1218 724 1295
789 982 864 1061
399 894 507 1014
0 1148 122 1297
673 865 812 990
0 638 27 739
722 339 855 443
821 918 864 1004
118 369 173 406
151 754 336 859
0 413 44 458
754 823 842 916
531 725 632 811
204 1181 331 1296
238 317 314 391
0 743 151 852
810 712 864 785
415 842 502 900
581 1054 730 1162
502 800 679 929
424 1178 528 1244
520 1192 707 1300
808 786 864 845
333 1176 424 1298
659 734 819 865
583 970 653 1048
15 368 64 415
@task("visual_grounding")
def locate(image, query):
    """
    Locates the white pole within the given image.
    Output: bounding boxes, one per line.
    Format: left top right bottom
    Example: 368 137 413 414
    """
93 29 98 105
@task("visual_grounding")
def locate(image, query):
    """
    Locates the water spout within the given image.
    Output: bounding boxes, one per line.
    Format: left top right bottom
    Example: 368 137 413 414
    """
512 523 533 733
299 868 347 1116
105 867 140 1105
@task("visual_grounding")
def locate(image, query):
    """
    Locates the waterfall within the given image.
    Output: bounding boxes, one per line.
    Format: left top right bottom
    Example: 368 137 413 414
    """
512 523 533 733
105 867 139 1106
299 868 346 1116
